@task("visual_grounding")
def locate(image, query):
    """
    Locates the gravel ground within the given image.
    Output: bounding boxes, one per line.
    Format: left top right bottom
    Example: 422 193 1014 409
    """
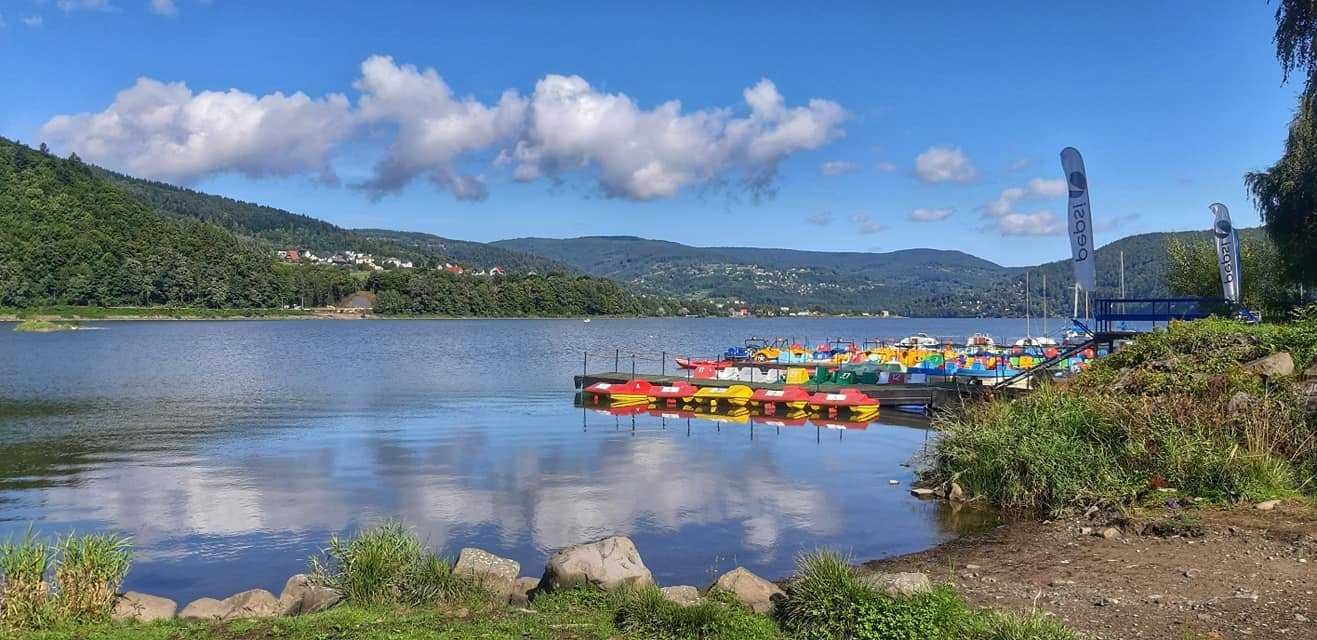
863 500 1316 639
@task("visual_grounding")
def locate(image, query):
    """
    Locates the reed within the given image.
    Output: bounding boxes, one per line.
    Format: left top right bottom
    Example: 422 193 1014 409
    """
53 533 132 623
0 532 55 631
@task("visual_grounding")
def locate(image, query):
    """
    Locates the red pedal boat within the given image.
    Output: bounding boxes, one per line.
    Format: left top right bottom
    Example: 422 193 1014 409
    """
749 386 811 411
807 388 880 418
583 379 654 406
675 357 731 370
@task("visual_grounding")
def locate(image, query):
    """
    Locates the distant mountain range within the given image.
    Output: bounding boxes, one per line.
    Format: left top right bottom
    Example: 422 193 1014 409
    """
8 138 1247 317
495 230 1260 317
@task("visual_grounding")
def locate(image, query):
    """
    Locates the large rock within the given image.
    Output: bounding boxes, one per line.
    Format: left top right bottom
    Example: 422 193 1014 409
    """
710 567 783 614
660 585 702 606
220 589 282 619
454 547 521 599
538 536 654 593
112 591 177 622
509 577 540 606
858 572 933 597
1243 352 1294 378
278 575 342 616
179 597 229 620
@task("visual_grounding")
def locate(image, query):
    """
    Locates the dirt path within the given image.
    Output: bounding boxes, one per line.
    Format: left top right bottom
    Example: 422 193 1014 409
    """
863 501 1315 639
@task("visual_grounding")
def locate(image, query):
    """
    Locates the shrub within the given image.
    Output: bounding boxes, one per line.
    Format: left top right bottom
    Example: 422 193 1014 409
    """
776 551 967 640
53 533 132 623
932 318 1317 514
308 520 479 607
613 586 782 640
0 533 55 631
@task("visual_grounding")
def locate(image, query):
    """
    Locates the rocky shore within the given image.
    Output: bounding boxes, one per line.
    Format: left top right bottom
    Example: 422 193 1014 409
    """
108 535 939 628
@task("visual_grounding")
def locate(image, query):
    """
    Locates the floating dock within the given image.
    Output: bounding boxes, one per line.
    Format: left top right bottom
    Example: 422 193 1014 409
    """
574 371 999 411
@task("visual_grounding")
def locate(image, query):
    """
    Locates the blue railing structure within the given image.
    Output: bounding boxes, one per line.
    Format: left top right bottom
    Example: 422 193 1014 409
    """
1092 298 1226 333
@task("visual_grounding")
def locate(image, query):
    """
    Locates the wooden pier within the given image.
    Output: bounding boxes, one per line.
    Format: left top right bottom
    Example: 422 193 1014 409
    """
574 371 997 411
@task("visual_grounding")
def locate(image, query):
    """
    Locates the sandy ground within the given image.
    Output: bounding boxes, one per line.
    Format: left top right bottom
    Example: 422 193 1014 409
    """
864 501 1316 640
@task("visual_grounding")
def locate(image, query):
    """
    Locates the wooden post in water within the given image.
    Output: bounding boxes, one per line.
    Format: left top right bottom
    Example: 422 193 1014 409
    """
631 354 636 378
661 351 666 376
615 349 620 372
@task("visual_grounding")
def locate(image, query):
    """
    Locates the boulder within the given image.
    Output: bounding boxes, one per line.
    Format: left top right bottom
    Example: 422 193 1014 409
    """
538 536 654 593
909 488 938 499
454 547 521 599
278 575 342 616
220 589 282 619
660 585 702 606
1243 352 1294 378
858 572 932 598
112 591 177 622
947 482 966 502
179 597 229 620
710 567 783 614
509 577 539 606
1255 499 1282 511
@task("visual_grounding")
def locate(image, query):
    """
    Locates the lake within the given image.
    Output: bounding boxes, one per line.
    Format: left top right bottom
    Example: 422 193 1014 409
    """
0 317 1049 604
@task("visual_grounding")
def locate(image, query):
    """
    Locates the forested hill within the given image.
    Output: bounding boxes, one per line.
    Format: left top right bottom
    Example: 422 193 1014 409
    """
494 231 1258 316
96 166 563 272
0 137 288 307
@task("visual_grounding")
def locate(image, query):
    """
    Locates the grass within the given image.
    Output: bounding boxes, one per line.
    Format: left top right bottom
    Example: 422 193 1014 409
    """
13 319 71 332
1 532 133 632
53 534 132 624
930 317 1317 515
774 551 1077 640
613 587 783 640
1 306 312 321
307 520 481 608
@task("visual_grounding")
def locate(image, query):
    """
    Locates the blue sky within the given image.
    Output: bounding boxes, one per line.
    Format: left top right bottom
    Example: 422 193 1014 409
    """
0 1 1300 265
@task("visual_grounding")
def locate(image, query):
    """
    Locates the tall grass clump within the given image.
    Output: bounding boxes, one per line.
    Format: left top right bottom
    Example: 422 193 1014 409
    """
932 318 1317 514
775 551 967 640
53 533 132 623
0 533 55 631
309 520 479 608
613 586 783 640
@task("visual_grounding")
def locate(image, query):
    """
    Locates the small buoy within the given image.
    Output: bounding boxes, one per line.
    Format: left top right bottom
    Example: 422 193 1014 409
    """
583 318 591 323
888 479 900 485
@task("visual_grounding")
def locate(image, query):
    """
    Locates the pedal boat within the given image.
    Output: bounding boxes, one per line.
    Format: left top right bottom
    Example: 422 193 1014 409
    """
691 384 753 408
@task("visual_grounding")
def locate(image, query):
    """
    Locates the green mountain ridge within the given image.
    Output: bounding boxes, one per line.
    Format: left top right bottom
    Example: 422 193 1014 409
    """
96 167 569 273
494 231 1255 317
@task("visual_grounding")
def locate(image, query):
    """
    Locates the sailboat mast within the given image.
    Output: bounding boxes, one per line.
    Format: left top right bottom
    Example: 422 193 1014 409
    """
1120 251 1126 299
1042 274 1048 335
1025 271 1032 338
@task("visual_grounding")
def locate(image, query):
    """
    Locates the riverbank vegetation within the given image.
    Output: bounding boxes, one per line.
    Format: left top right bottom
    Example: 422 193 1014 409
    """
930 316 1317 515
4 524 1080 640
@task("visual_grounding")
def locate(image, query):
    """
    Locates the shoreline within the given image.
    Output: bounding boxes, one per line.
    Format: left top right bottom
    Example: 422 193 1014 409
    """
1 307 1053 322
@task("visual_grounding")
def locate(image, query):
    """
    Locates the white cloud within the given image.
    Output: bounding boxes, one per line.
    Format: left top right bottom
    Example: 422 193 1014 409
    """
875 160 896 173
1008 158 1031 172
41 56 847 202
23 15 43 27
913 146 976 184
819 160 858 176
40 77 354 184
57 0 113 12
353 55 527 200
149 0 177 16
980 177 1067 236
850 212 884 235
996 211 1065 236
805 211 833 226
908 207 954 222
509 76 846 201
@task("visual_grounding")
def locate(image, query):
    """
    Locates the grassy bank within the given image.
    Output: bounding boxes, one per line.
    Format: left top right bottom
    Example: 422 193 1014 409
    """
1 306 315 321
930 317 1317 515
4 524 1079 640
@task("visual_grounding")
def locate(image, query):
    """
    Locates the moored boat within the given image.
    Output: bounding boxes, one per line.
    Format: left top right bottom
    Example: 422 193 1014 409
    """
965 333 996 348
647 380 697 405
583 379 654 406
896 333 939 348
807 388 880 419
749 386 811 411
692 384 753 408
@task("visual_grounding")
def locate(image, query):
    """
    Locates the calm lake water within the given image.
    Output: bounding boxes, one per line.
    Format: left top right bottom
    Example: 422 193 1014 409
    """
0 317 1049 604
